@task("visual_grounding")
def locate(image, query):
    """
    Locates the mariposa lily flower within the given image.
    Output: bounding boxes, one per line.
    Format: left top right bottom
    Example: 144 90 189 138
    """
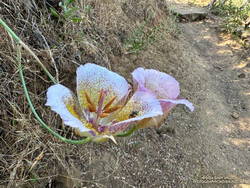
45 63 163 142
132 67 194 128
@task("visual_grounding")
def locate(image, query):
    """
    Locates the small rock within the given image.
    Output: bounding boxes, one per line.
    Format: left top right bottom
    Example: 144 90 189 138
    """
231 112 239 119
241 104 247 110
157 127 176 135
188 124 193 128
238 73 246 78
245 63 250 68
213 65 223 71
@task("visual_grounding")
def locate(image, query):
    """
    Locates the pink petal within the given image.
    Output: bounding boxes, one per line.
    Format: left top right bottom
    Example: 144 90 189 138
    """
132 68 194 128
132 67 180 99
45 84 90 132
132 67 194 112
160 99 194 112
138 99 194 128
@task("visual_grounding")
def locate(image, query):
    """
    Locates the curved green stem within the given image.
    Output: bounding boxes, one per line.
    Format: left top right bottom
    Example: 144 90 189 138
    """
18 49 91 144
1 18 91 144
0 18 58 84
0 18 20 42
116 126 138 137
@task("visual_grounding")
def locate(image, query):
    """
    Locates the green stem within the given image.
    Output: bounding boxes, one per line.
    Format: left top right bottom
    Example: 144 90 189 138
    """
0 18 58 84
0 18 20 42
116 126 138 137
17 48 91 144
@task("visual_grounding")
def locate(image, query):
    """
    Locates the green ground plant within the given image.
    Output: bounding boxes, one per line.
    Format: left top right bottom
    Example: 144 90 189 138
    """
124 23 155 53
212 0 250 36
50 0 88 22
124 18 180 54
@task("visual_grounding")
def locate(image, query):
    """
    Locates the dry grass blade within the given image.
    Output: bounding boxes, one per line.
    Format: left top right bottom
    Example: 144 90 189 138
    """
28 151 45 173
0 18 58 84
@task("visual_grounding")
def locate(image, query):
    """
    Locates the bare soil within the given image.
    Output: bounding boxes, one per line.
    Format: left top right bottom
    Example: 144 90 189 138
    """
174 19 250 186
0 1 249 187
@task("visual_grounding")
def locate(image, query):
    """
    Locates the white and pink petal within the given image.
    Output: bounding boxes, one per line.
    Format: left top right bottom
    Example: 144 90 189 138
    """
159 98 194 112
45 84 90 132
132 67 180 99
76 63 131 110
107 88 163 133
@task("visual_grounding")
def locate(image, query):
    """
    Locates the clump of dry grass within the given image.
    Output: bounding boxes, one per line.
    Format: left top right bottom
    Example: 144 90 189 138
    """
0 0 190 187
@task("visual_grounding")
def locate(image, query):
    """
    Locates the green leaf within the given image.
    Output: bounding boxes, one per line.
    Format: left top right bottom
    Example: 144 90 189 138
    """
71 17 82 23
64 7 79 18
50 7 60 18
64 0 75 7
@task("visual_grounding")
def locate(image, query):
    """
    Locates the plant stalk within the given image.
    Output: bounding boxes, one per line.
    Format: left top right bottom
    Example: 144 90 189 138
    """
0 18 58 84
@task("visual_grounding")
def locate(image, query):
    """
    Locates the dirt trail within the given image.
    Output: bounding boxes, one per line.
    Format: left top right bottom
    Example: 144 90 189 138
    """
176 17 250 185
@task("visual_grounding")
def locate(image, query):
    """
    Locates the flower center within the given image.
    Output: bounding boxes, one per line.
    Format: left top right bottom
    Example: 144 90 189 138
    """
84 90 123 133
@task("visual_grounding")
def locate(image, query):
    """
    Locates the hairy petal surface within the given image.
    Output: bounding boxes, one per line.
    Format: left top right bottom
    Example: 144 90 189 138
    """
45 84 90 132
160 99 194 112
77 63 131 110
132 67 194 111
132 67 180 99
132 67 194 128
138 99 194 128
107 89 163 133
